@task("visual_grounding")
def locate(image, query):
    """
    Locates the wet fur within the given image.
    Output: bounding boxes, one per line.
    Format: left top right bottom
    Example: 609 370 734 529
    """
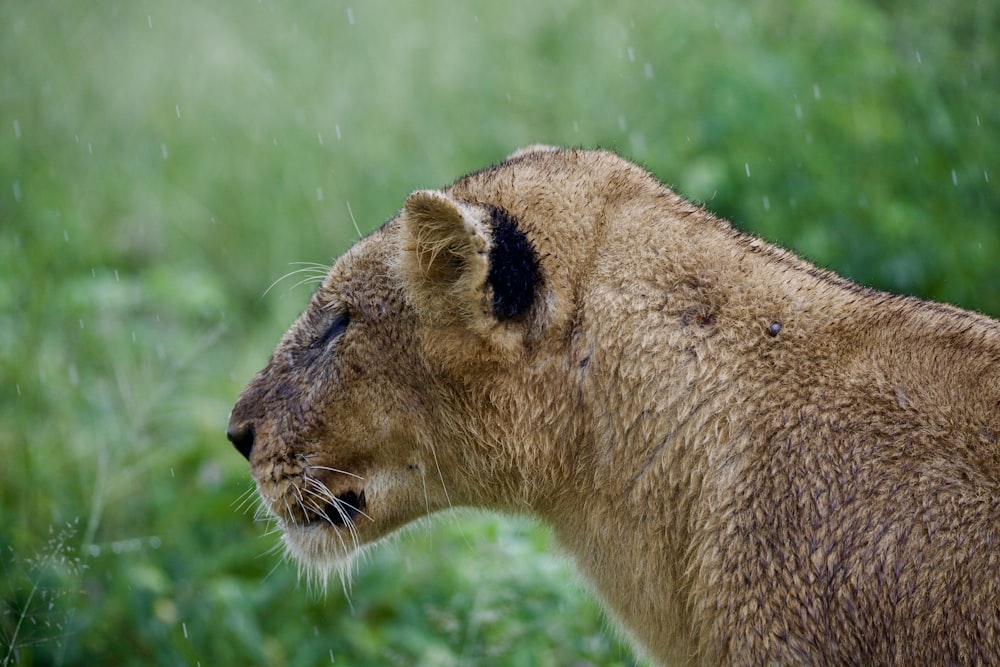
229 146 1000 665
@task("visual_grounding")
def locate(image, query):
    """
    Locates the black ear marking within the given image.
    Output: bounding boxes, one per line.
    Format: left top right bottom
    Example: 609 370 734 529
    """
485 205 540 320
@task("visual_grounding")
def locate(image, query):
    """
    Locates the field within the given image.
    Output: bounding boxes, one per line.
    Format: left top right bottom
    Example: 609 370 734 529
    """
2 1 997 665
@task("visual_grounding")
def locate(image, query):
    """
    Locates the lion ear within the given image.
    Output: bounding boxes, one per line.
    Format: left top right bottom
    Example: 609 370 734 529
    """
399 190 540 337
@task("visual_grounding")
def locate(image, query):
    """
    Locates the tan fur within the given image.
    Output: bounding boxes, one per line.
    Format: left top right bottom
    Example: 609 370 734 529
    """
228 146 1000 665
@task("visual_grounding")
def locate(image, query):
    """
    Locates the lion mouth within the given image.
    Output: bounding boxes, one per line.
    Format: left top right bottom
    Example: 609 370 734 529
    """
306 488 366 527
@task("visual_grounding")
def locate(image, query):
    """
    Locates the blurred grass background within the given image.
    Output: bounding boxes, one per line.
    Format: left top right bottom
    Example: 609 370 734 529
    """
1 0 997 665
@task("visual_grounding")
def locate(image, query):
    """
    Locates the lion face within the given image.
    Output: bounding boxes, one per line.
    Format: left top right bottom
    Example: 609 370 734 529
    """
227 228 436 569
227 173 553 574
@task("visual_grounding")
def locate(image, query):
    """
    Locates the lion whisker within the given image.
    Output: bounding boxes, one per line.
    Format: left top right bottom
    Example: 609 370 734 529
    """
345 200 363 240
289 275 326 292
301 480 367 549
262 262 331 297
301 494 354 555
305 465 365 481
233 484 261 516
253 501 273 525
303 478 372 528
426 439 457 521
419 466 431 517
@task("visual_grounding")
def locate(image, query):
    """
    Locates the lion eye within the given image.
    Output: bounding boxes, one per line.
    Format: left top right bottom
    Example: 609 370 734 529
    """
314 311 350 349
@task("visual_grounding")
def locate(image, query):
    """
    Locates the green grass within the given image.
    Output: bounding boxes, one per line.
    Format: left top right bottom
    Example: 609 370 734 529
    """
1 0 997 665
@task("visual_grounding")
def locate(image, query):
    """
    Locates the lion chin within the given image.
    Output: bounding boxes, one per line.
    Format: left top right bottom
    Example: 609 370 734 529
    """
279 519 366 590
252 475 370 584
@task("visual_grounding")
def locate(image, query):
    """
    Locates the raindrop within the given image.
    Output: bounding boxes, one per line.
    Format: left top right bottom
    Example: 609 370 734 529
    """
976 115 981 127
951 169 958 186
12 181 21 202
627 46 635 62
147 15 152 28
317 132 324 145
644 62 654 79
812 84 821 100
762 196 770 211
87 544 100 557
794 103 803 120
170 467 175 477
15 384 20 396
346 7 355 25
915 50 922 65
64 230 70 242
175 104 181 119
114 269 120 282
985 171 990 183
745 163 751 178
618 115 627 131
92 268 97 278
79 319 84 329
335 124 342 140
182 622 188 639
316 186 324 201
629 132 647 155
88 143 93 155
132 331 137 343
161 144 169 159
68 363 79 387
572 121 580 133
12 119 21 140
330 650 335 663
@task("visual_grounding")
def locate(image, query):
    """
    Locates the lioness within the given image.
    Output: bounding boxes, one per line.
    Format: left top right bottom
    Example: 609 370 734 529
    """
228 146 1000 665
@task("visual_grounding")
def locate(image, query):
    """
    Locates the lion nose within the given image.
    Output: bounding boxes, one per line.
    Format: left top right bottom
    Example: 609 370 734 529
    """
226 419 256 460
